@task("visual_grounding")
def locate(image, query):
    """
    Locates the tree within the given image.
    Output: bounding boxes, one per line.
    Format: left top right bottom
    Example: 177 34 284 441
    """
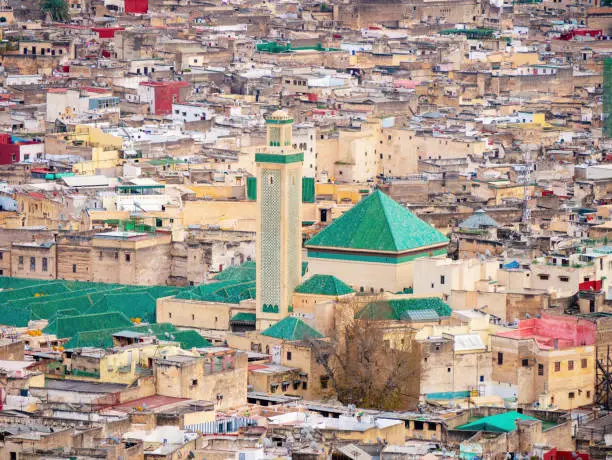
310 297 422 411
41 0 69 22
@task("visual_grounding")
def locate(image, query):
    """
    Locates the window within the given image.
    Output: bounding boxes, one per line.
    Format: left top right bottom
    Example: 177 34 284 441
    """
587 391 591 398
125 254 131 262
447 367 451 373
0 252 3 260
538 274 549 280
320 376 329 389
497 352 503 365
302 381 307 390
72 264 77 273
192 314 195 320
582 358 588 368
568 360 574 370
569 392 575 399
99 251 103 260
538 364 544 375
555 362 561 372
18 256 23 265
286 351 292 361
169 312 172 318
559 276 569 282
440 275 445 285
30 257 35 272
42 257 48 272
480 375 484 382
522 359 528 367
114 252 118 260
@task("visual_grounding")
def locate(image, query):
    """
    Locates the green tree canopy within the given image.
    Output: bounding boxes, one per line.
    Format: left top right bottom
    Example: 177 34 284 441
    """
41 0 69 22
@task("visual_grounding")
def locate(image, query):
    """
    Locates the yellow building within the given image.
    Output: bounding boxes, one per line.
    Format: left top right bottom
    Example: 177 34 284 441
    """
69 125 123 175
68 343 186 384
491 316 596 410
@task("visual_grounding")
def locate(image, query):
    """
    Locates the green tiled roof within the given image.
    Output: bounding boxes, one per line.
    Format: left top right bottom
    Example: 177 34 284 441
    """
44 312 133 339
305 190 448 253
294 275 354 296
261 316 324 341
459 210 500 230
355 297 452 321
456 411 538 433
231 312 256 323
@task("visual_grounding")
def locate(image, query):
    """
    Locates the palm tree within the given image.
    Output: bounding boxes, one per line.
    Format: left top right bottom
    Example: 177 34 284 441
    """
41 0 69 22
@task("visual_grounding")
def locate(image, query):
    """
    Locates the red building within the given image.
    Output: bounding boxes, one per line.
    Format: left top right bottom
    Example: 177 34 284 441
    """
0 134 44 165
138 81 189 115
124 0 148 13
91 27 125 39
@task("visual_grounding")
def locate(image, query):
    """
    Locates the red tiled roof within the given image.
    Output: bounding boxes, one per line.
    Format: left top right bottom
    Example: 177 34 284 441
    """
83 87 112 94
248 364 268 371
109 395 189 412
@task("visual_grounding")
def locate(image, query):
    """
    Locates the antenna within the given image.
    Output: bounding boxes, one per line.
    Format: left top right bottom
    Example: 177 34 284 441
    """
520 147 534 233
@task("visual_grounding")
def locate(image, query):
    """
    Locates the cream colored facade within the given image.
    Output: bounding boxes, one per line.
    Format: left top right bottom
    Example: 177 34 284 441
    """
413 258 500 299
306 255 417 293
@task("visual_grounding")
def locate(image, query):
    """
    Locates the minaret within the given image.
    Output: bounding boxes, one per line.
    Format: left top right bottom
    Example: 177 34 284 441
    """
256 110 303 330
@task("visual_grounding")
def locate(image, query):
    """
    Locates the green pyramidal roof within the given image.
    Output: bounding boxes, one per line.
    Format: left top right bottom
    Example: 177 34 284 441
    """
295 274 354 296
261 316 324 341
305 190 448 253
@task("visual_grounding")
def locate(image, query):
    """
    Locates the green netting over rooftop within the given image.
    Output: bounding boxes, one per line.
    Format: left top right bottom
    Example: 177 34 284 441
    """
44 311 134 339
0 277 188 328
355 297 452 321
175 262 257 304
64 322 212 350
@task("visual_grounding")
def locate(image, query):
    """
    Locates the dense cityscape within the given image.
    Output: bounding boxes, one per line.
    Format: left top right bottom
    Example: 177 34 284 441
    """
0 0 608 457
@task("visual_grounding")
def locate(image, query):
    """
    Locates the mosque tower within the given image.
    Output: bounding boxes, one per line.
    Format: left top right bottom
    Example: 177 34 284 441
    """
255 110 303 330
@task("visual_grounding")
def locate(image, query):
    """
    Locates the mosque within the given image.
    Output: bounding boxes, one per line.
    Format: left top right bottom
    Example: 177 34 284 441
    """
254 110 449 330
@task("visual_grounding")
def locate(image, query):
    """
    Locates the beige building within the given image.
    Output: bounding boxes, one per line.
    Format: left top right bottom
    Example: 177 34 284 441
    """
305 190 448 293
10 241 56 280
154 348 248 410
91 231 172 285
